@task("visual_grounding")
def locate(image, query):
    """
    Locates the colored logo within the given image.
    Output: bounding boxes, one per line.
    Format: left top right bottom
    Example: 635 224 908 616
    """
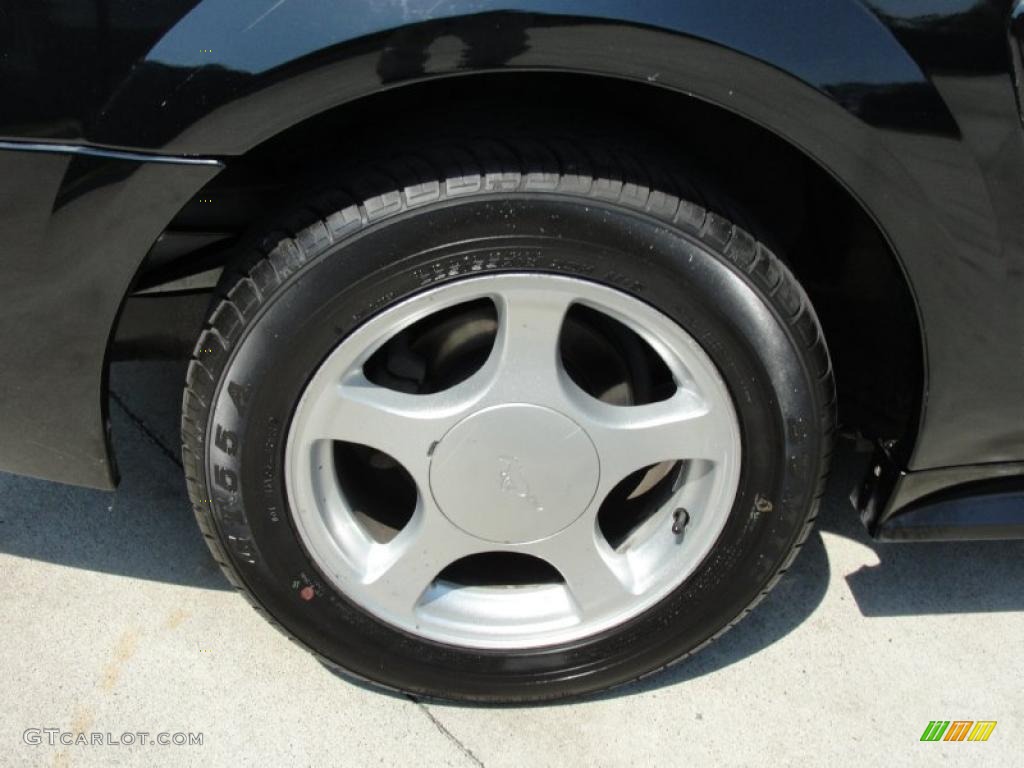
920 721 997 742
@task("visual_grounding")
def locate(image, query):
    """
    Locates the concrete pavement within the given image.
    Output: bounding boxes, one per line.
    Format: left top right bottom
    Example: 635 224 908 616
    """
1 361 1021 766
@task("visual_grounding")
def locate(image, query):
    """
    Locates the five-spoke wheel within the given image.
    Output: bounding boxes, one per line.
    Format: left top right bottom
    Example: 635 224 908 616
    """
286 274 742 648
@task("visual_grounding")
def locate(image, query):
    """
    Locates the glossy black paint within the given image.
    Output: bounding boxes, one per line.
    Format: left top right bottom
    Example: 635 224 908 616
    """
856 446 1024 537
870 471 1024 542
0 0 955 150
0 147 219 486
0 1 1022 513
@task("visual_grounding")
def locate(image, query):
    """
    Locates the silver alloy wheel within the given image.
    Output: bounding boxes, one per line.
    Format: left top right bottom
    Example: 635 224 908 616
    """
285 274 742 649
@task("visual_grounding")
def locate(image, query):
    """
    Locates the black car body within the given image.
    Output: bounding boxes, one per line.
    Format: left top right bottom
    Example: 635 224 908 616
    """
4 0 1023 538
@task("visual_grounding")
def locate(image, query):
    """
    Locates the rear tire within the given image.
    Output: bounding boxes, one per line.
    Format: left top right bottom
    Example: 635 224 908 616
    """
181 137 835 702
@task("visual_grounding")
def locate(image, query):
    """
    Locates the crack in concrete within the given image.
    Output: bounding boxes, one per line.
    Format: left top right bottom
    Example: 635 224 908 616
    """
407 695 485 767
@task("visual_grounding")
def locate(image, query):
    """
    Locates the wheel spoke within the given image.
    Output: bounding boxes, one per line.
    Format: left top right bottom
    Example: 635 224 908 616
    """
303 371 483 481
529 519 635 619
574 390 729 495
488 286 575 401
360 498 481 619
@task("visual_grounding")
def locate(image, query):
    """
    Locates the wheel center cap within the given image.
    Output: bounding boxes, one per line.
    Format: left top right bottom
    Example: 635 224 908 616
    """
429 404 600 544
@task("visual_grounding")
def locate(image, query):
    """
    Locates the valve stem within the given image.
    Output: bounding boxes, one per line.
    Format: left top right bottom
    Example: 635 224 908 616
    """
672 507 690 536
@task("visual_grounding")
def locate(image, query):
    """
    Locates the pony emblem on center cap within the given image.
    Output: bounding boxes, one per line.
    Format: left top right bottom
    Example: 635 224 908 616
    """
498 455 545 513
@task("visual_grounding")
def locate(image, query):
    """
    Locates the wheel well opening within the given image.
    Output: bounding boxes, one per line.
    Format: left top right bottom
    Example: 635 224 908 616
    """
121 72 923 457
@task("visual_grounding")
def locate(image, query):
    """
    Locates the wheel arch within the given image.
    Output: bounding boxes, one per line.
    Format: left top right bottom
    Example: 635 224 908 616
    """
103 4 943 470
12 3 951 487
122 67 926 468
